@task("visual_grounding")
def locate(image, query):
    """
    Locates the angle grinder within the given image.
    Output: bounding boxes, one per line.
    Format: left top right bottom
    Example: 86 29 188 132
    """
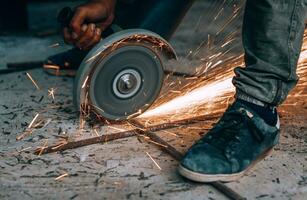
58 7 177 121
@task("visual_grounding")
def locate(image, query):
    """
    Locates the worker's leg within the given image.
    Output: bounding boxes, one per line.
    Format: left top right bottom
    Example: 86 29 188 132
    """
234 0 307 106
115 0 195 40
179 0 307 183
44 0 195 76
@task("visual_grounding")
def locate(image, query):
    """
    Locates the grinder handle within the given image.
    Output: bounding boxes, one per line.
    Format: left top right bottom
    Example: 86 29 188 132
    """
57 7 74 28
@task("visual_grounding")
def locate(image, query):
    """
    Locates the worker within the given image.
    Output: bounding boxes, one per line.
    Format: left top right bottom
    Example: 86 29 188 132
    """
44 0 307 182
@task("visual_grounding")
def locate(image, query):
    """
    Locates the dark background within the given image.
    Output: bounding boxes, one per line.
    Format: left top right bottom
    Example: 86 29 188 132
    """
0 0 83 33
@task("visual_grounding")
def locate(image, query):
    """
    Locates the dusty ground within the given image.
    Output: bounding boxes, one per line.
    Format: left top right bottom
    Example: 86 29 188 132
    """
1 1 307 200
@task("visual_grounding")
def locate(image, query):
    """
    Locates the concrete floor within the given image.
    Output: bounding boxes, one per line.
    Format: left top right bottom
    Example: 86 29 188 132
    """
0 1 307 199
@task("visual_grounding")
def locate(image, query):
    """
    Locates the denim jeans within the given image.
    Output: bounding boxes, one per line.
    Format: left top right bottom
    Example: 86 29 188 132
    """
115 0 195 40
116 0 307 106
234 0 307 106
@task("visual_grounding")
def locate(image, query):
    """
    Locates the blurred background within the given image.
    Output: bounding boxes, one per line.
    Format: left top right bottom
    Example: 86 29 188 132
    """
0 0 244 68
0 0 82 33
0 0 84 68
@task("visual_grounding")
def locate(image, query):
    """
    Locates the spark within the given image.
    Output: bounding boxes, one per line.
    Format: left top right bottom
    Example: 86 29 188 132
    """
170 90 181 94
48 88 56 100
146 152 162 170
42 118 52 128
160 130 178 137
85 51 104 63
91 104 104 113
43 64 60 70
38 139 48 156
210 60 223 68
43 64 60 76
54 172 69 181
51 142 67 150
49 105 62 109
214 7 224 21
139 135 168 148
18 146 32 153
26 72 40 90
127 109 143 119
79 117 85 130
16 129 33 141
146 140 168 148
82 76 89 89
221 38 236 48
28 113 40 129
48 43 60 48
33 120 44 128
108 126 127 132
94 129 100 136
215 4 242 36
139 78 234 118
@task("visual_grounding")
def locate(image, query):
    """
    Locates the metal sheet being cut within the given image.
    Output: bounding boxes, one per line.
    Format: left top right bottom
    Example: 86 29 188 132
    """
74 29 177 121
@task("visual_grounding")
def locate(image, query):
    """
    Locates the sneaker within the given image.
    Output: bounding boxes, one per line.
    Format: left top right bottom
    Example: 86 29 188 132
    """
178 100 280 182
43 48 88 76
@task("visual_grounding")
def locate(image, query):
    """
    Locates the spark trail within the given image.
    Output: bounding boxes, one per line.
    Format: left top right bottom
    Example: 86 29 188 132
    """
138 29 307 126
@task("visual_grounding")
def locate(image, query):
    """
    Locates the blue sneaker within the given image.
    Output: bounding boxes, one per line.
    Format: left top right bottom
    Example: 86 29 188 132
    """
178 100 280 182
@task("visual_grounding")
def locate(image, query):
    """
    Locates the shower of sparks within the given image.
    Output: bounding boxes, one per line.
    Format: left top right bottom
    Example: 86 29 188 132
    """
146 152 162 170
54 172 69 181
139 78 234 118
137 29 307 125
26 72 40 90
7 3 304 181
64 0 306 134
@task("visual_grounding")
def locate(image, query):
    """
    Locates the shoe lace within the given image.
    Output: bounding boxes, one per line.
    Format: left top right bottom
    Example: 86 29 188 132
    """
200 109 250 157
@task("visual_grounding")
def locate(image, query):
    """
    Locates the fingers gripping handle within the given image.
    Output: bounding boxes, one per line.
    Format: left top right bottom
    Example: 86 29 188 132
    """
57 7 122 33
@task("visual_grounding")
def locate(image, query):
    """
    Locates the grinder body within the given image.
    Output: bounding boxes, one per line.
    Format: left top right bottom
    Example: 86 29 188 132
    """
57 0 195 120
74 29 177 120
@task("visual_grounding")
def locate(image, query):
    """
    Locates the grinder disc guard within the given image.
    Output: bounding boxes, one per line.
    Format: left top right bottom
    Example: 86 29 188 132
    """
74 29 177 120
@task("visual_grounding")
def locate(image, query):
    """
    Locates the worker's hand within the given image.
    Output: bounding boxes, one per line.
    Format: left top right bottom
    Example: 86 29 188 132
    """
63 0 116 50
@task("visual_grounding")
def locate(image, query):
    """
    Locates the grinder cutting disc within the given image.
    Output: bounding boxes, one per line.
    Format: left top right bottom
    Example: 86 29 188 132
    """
74 29 177 120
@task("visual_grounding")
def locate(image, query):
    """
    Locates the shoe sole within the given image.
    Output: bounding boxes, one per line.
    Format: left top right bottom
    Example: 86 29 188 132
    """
178 147 273 183
43 64 76 77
